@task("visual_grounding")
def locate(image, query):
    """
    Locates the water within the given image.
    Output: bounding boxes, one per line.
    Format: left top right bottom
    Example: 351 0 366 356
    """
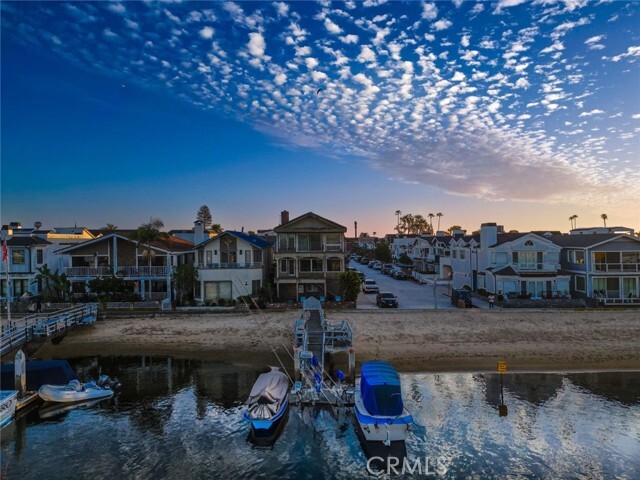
1 357 639 479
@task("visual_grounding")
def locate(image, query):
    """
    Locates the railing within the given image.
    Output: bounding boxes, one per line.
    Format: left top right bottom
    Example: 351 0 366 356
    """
593 263 640 273
324 320 353 352
1 304 97 356
276 246 345 253
604 297 640 305
198 262 263 270
66 266 169 277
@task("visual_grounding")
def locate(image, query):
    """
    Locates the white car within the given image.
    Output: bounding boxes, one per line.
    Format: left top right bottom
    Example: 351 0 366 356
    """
362 279 379 293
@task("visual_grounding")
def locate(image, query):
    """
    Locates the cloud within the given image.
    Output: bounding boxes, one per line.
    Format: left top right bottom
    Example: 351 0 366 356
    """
248 32 266 58
610 46 640 62
357 45 376 63
199 26 214 39
578 109 604 117
340 34 359 44
432 19 452 31
585 35 605 45
324 17 342 34
422 3 438 21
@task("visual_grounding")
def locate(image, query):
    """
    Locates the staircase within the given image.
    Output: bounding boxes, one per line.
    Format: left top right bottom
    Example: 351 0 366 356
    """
305 309 325 369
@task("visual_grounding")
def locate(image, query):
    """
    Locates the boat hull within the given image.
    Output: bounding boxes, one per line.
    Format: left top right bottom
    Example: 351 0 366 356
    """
0 391 19 428
38 385 114 403
243 398 288 431
354 381 412 443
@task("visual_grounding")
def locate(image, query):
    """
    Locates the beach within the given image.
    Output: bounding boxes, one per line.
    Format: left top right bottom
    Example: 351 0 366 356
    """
31 309 640 373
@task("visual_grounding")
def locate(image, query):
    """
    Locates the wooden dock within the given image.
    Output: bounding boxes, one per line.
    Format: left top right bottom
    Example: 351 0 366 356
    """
1 304 97 356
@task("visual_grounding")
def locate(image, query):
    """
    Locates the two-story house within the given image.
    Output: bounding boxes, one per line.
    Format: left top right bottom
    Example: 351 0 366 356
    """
273 211 347 302
1 236 52 300
194 230 271 303
55 233 194 300
550 232 640 304
475 223 570 298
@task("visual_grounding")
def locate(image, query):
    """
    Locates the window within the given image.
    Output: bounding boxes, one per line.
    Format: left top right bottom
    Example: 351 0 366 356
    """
524 240 534 246
36 249 44 264
206 250 213 265
12 250 25 265
280 258 295 275
13 279 29 296
512 252 519 264
575 275 585 292
325 234 341 252
460 250 466 260
327 258 341 271
569 250 584 264
204 281 232 301
253 249 263 263
299 258 323 272
298 234 322 252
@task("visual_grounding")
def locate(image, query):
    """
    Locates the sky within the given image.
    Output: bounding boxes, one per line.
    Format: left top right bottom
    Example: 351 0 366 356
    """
1 0 639 237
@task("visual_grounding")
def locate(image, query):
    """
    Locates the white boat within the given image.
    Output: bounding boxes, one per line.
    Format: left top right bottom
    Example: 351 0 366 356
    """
354 361 413 444
0 391 19 428
243 370 289 432
38 376 118 403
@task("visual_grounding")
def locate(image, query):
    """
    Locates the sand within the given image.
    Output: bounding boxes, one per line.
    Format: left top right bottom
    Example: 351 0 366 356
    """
32 309 640 373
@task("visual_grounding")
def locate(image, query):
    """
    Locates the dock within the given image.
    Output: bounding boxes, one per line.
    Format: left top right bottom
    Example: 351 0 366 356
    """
1 304 97 356
290 297 355 406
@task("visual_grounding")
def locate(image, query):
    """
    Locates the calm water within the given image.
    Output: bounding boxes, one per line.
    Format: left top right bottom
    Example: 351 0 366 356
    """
1 357 639 479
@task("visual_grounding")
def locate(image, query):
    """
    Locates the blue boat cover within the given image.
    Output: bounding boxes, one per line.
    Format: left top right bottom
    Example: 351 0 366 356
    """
360 361 403 417
1 360 77 391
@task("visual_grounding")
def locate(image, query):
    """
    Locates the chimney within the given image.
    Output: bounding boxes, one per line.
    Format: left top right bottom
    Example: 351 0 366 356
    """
194 220 206 245
280 210 290 225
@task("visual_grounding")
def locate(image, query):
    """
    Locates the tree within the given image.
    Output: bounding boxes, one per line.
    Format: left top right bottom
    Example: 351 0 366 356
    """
172 264 199 305
447 225 463 234
105 223 118 231
129 218 168 299
396 214 432 235
374 243 392 263
600 213 608 228
339 270 361 302
568 215 578 230
197 205 213 228
398 252 412 265
436 212 443 232
33 264 70 302
395 210 402 230
428 213 435 231
88 273 134 302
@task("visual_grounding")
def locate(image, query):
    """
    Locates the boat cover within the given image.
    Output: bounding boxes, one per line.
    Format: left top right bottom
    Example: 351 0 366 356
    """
1 360 77 391
360 361 403 417
246 371 289 419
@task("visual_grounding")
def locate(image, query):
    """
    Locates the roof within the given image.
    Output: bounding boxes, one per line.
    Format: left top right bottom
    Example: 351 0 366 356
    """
274 211 346 233
89 228 136 237
6 236 52 246
196 230 270 249
55 233 193 254
549 233 640 248
492 266 518 276
491 233 529 247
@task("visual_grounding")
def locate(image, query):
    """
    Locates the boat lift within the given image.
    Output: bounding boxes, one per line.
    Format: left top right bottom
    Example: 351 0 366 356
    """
289 297 355 407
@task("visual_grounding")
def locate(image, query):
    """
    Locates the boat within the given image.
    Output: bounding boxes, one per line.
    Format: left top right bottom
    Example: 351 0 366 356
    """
0 391 19 428
243 370 289 432
38 376 120 403
354 361 413 445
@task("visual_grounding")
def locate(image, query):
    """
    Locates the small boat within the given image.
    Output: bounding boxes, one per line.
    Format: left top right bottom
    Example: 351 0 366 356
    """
243 370 289 432
354 361 413 445
38 375 120 403
0 391 19 428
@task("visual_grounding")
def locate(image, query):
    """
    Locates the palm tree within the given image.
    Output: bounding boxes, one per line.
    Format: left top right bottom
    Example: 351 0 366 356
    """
569 215 578 230
436 212 443 232
428 213 435 232
105 223 118 231
130 218 167 300
395 210 402 231
601 213 608 228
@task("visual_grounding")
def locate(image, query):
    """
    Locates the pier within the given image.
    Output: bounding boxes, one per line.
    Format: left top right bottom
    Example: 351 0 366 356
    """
290 297 355 406
1 304 97 356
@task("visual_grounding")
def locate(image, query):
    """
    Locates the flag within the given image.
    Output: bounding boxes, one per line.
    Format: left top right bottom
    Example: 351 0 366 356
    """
1 238 7 262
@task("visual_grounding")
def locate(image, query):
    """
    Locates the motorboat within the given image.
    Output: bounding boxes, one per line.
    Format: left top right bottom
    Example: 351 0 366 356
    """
354 361 412 445
243 370 289 432
38 375 120 403
0 391 19 428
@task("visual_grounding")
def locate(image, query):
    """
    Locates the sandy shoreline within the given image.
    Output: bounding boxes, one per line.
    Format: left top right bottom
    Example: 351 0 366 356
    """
32 309 640 373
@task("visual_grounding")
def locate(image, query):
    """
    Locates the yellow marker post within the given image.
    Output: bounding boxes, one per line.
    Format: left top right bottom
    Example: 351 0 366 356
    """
497 360 508 416
497 361 507 374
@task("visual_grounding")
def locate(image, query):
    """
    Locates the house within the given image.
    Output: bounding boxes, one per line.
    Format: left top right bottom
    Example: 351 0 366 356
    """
474 223 571 299
389 235 420 262
169 220 218 245
55 233 194 300
550 232 640 304
0 236 52 300
194 230 272 303
273 211 347 302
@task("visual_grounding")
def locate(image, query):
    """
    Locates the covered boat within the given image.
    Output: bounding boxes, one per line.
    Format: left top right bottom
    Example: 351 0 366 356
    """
354 361 412 444
243 370 289 431
0 391 19 428
38 376 119 403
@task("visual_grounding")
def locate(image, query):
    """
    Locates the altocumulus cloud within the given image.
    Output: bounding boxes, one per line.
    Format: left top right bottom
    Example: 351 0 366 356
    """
2 1 639 206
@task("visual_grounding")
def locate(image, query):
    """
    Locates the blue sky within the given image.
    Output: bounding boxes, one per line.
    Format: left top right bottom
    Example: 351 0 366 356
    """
1 0 639 235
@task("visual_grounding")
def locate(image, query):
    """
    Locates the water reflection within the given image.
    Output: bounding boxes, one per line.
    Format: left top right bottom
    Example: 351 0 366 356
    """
1 357 638 479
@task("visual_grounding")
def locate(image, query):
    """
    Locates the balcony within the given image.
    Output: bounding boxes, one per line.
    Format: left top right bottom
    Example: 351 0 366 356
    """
199 262 263 270
66 266 169 277
276 245 344 254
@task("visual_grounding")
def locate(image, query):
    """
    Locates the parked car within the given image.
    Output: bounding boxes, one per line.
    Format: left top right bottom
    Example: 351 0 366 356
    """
373 262 382 270
362 279 379 294
367 260 377 268
376 292 398 308
392 270 408 280
381 264 393 275
360 257 370 265
451 289 473 308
